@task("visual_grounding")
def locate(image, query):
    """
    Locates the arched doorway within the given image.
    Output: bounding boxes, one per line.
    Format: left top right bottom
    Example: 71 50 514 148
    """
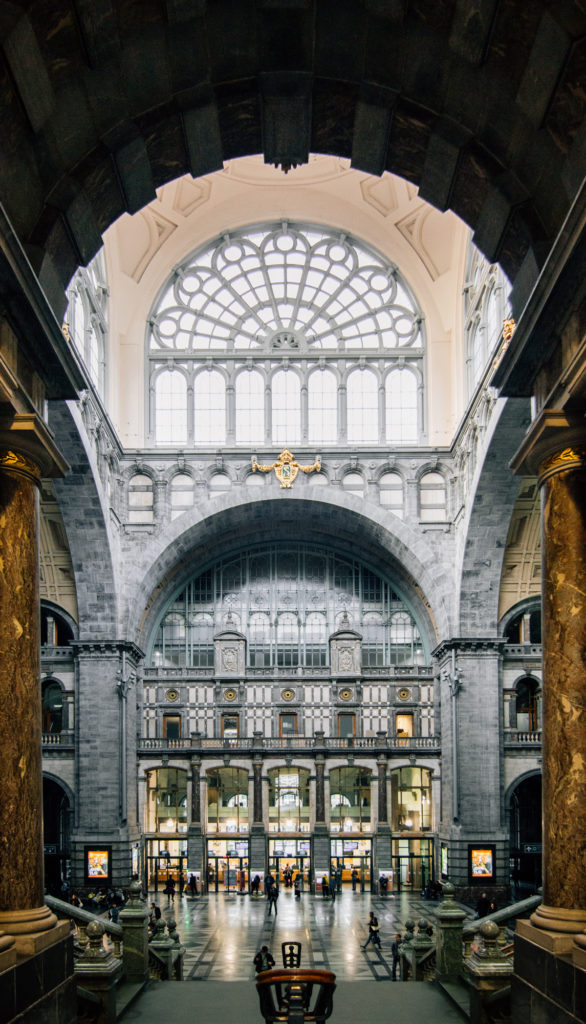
509 773 542 898
43 777 72 894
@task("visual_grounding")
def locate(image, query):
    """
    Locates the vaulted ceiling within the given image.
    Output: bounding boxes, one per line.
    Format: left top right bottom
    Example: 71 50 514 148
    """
0 1 584 316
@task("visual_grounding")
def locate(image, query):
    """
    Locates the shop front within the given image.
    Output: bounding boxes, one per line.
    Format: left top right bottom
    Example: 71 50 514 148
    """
206 838 250 893
392 837 434 892
329 837 372 891
268 837 311 888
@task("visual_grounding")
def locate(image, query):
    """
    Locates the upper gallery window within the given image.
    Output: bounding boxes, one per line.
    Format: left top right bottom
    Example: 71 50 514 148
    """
147 224 424 446
64 250 108 398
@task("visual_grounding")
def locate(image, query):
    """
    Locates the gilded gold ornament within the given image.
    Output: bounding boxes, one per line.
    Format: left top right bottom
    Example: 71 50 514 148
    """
252 448 321 488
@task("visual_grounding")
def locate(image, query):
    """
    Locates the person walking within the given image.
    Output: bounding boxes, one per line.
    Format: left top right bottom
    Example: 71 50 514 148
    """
254 945 275 973
294 874 301 900
321 875 329 899
361 911 381 949
267 884 279 916
391 933 402 979
188 873 198 897
351 868 359 892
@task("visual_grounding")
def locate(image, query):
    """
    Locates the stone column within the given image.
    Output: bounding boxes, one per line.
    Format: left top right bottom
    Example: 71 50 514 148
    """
0 430 68 950
529 446 586 938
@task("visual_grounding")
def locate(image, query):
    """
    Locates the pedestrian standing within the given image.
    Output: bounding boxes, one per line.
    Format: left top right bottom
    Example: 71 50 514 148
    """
391 933 402 979
294 874 301 900
351 868 359 891
321 875 329 899
267 885 279 915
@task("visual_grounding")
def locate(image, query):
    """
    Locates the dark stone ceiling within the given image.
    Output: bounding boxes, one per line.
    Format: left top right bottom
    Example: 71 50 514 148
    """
0 0 585 315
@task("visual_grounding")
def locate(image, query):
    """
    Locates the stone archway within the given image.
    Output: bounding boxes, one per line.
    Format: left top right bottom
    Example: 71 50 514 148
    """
0 2 584 314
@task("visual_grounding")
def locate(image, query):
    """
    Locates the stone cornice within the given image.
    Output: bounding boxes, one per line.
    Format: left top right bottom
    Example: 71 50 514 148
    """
433 637 506 660
71 640 145 661
0 412 68 479
510 409 586 479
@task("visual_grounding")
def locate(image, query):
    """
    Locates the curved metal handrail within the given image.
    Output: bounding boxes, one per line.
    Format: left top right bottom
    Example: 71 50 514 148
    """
256 968 336 1024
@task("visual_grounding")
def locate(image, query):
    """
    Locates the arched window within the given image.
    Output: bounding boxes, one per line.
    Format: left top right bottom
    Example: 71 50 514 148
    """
342 472 364 498
207 767 249 833
189 613 214 668
419 471 446 522
170 473 194 519
149 545 427 668
308 369 337 442
147 223 425 445
209 473 231 494
330 767 371 833
515 677 539 732
145 768 187 833
194 369 226 444
235 370 265 444
155 370 187 445
385 369 417 443
42 680 64 734
128 473 154 524
272 370 301 444
347 369 378 443
379 472 403 516
249 612 271 667
305 612 327 667
268 768 310 832
277 613 299 667
391 766 432 831
486 287 500 349
469 321 484 391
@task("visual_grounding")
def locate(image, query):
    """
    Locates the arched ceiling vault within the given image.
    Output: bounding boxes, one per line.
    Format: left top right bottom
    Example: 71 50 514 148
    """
130 493 449 656
1 1 585 316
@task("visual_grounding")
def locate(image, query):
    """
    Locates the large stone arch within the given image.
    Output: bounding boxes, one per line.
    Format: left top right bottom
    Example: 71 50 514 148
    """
0 2 584 314
123 489 453 654
457 396 532 635
48 401 119 639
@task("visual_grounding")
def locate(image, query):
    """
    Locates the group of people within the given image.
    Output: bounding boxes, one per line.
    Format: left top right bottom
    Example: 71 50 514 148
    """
162 872 199 900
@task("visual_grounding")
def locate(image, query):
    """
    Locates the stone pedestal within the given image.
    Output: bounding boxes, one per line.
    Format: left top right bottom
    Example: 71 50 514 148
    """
511 924 586 1024
75 920 122 1023
119 880 149 985
436 882 467 980
464 920 513 1024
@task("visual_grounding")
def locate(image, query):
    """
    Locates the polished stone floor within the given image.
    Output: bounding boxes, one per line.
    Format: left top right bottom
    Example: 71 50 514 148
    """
150 887 472 982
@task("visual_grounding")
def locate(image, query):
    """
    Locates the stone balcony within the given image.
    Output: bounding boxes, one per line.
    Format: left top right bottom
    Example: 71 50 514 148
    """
137 734 441 756
41 731 75 751
503 729 542 749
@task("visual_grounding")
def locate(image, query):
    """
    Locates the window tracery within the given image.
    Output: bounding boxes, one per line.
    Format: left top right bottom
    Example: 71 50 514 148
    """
147 224 424 446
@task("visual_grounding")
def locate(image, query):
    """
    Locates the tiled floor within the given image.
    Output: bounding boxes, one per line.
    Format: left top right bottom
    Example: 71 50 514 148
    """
151 888 467 982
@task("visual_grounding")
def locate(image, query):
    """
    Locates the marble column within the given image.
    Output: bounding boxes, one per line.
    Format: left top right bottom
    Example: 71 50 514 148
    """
253 759 263 825
191 758 201 825
377 756 388 824
529 446 586 937
0 444 61 949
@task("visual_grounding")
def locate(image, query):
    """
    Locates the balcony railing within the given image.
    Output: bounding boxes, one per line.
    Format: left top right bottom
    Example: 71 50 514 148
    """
504 729 541 747
42 731 75 749
141 664 434 680
137 734 441 755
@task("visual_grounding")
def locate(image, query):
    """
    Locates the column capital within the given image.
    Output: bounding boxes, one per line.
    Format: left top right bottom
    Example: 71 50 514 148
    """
510 409 586 481
0 412 68 481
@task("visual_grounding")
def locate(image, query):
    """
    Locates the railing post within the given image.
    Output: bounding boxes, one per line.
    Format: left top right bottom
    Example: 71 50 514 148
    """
74 919 122 1023
436 881 467 981
149 917 174 979
464 920 514 1024
166 914 185 979
119 878 149 985
411 918 434 979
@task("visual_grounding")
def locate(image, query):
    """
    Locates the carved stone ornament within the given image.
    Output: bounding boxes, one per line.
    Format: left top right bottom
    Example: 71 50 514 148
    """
222 647 238 671
339 647 354 671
